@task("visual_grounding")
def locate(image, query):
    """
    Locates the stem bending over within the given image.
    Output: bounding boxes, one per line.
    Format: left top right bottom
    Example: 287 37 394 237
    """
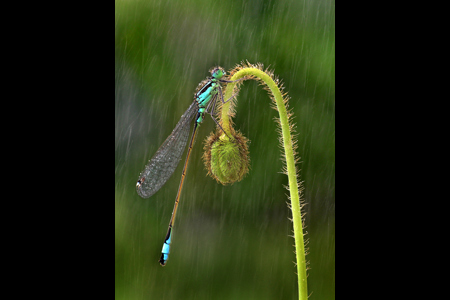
209 61 308 300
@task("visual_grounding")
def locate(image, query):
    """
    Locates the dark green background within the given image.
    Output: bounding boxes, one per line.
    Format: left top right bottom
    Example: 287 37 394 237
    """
115 0 334 299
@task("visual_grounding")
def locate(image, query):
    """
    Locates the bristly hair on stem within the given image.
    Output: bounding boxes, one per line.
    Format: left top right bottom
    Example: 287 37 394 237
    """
203 61 309 300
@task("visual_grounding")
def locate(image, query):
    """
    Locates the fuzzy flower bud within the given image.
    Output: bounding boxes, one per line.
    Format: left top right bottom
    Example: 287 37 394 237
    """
203 131 250 185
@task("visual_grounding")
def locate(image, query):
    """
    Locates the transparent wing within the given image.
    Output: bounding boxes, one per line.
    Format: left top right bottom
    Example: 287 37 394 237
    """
136 101 198 198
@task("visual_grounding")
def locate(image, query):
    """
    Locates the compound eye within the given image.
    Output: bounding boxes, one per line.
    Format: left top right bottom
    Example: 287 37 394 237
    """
211 67 224 78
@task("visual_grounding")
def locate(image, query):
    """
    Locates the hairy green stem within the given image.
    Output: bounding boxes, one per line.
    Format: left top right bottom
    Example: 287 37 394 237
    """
220 67 308 300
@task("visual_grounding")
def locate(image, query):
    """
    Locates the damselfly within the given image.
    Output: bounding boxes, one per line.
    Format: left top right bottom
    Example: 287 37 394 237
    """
136 67 242 266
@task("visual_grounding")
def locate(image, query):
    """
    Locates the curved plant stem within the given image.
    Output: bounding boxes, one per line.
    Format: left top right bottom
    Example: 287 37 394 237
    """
220 65 308 300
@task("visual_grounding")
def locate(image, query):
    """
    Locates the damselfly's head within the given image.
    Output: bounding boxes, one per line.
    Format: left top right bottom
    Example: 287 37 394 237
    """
210 66 225 79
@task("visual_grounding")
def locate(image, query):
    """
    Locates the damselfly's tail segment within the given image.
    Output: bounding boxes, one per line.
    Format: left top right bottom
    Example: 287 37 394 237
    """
159 226 172 266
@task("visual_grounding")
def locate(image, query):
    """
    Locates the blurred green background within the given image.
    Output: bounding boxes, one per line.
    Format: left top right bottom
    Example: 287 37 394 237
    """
115 0 334 299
